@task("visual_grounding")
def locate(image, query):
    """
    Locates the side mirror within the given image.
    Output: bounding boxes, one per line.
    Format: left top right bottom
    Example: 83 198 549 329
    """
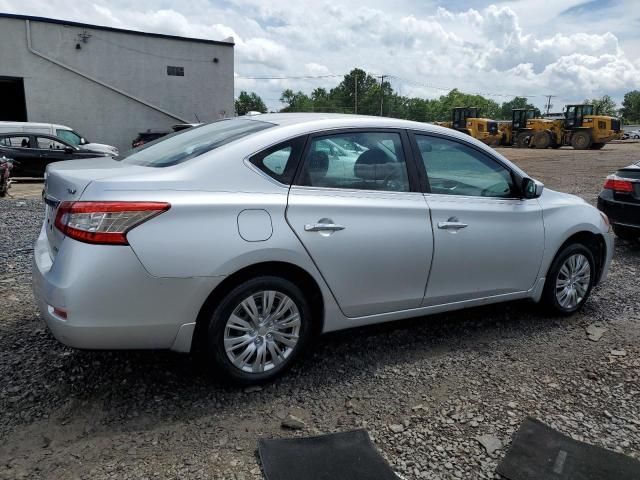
522 177 544 199
64 146 75 154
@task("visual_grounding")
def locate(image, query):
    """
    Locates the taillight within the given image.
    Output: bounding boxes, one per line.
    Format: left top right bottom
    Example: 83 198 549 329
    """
54 201 170 245
603 176 634 193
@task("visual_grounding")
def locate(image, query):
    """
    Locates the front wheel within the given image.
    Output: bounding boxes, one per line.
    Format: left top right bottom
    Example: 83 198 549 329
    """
204 276 312 385
541 244 595 315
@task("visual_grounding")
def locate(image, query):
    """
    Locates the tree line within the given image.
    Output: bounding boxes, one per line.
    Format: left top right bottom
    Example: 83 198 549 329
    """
236 68 640 123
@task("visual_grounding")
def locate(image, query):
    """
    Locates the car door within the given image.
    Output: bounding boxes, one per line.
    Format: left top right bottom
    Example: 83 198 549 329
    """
0 135 39 177
286 129 433 317
411 132 545 306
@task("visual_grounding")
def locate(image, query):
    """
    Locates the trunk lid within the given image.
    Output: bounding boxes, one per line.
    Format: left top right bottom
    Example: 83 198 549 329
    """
43 157 148 257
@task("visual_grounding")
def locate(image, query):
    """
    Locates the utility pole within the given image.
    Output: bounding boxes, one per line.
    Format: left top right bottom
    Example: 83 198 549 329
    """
354 72 358 115
379 75 386 116
545 95 555 115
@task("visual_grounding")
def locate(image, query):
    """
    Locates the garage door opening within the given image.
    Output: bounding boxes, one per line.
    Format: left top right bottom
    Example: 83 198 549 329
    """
0 77 27 121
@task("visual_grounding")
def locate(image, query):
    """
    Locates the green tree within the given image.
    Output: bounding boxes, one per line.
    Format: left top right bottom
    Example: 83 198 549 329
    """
234 91 267 116
498 97 540 120
279 89 314 112
620 90 640 123
583 95 618 116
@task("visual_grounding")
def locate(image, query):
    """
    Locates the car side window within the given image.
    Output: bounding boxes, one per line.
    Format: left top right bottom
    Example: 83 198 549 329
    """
297 131 410 192
249 137 305 185
37 137 67 150
415 135 515 198
1 136 30 148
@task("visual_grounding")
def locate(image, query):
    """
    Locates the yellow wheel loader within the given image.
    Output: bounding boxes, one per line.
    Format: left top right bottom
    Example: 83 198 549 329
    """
498 108 537 147
529 105 623 150
450 107 502 145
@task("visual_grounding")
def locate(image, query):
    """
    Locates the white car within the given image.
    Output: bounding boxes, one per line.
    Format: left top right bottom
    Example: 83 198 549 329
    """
33 114 614 384
0 122 118 155
627 130 640 140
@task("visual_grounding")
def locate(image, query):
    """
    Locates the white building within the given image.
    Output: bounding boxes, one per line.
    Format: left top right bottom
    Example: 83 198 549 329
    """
0 14 234 151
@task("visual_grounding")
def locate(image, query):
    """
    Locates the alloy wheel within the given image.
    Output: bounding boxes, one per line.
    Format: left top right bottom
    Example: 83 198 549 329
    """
223 290 301 373
555 253 591 310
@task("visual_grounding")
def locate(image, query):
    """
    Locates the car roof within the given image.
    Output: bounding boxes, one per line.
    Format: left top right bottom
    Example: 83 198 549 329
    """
0 132 62 139
0 121 71 129
251 112 434 129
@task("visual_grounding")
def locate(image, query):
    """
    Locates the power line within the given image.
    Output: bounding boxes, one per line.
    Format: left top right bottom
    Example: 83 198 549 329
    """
236 74 345 80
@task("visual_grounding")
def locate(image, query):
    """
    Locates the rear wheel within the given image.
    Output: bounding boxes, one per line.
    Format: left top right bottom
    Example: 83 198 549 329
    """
571 131 592 150
204 276 312 385
541 243 595 315
613 225 640 241
533 131 551 149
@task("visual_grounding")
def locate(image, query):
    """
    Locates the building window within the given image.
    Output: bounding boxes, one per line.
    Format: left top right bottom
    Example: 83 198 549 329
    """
167 66 184 76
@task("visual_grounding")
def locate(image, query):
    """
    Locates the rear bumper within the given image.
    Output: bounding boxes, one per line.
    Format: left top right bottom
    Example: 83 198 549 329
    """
32 225 222 352
597 194 640 230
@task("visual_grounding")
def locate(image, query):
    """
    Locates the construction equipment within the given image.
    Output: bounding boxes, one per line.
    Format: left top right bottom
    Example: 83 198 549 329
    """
499 105 622 150
449 107 501 145
532 105 622 149
498 109 537 147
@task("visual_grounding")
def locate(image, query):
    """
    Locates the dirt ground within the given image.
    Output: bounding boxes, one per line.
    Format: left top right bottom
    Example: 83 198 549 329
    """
1 142 639 479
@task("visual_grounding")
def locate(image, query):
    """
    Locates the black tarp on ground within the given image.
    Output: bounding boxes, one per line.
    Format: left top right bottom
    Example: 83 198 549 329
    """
258 429 400 480
497 417 640 480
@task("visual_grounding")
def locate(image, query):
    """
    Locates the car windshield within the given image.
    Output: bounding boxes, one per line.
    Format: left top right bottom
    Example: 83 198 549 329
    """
56 129 85 146
116 119 274 167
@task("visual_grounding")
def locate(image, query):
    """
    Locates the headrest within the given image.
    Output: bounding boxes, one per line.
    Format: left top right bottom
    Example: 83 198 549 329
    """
354 148 397 181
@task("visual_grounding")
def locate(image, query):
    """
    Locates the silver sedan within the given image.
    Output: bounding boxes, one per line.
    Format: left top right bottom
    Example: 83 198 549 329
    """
33 114 614 384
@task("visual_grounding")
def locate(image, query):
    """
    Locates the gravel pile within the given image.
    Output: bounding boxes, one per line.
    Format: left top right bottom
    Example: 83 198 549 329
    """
1 168 639 479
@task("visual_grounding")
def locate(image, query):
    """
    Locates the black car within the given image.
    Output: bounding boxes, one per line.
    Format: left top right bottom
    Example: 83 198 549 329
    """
597 161 640 241
0 133 107 177
132 129 171 148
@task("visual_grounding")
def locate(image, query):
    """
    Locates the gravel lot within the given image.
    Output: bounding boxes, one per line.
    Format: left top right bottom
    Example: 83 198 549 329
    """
1 143 639 479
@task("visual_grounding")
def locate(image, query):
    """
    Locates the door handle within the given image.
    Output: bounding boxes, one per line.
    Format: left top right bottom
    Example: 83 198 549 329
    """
304 223 346 232
437 217 468 230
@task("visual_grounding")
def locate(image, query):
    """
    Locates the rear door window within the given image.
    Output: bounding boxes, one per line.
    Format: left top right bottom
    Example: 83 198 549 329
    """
0 135 30 147
295 131 410 192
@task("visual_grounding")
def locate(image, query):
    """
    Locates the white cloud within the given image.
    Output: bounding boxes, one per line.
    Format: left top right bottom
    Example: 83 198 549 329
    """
1 0 639 111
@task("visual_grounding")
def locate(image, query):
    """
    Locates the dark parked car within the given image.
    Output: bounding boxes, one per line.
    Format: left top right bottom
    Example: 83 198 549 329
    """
0 133 107 177
597 161 640 241
132 130 171 148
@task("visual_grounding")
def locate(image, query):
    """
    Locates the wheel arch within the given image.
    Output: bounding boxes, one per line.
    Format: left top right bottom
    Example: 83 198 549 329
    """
191 261 325 352
550 230 607 285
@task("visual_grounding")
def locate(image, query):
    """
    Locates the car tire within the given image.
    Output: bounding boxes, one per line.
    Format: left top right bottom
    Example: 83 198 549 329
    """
515 132 531 148
571 131 592 150
541 243 595 316
533 131 551 149
613 225 640 242
204 276 312 385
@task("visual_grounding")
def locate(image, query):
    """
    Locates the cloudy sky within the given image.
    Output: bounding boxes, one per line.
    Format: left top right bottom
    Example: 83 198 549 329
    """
2 0 640 111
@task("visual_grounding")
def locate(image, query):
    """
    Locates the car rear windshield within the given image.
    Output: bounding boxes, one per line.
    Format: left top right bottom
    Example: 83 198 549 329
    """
117 119 274 167
617 166 640 179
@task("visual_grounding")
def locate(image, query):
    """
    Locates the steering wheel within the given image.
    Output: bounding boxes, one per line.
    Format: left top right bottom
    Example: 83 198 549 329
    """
480 182 510 197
